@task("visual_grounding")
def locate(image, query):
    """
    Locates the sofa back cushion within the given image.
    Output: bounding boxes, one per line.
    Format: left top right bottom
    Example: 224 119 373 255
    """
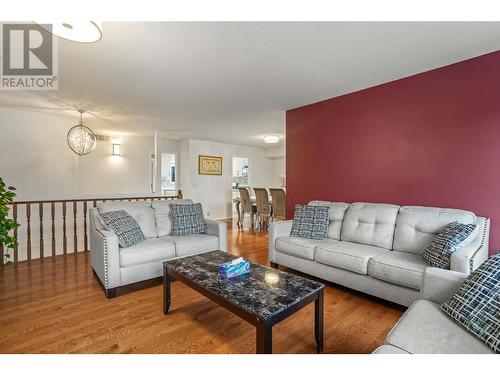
97 201 157 238
393 206 476 255
308 200 349 240
152 199 193 237
341 202 400 249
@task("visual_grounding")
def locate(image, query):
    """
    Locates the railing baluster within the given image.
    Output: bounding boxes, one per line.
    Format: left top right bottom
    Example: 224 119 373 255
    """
7 191 182 264
83 201 88 251
63 202 67 254
39 203 44 259
51 202 56 256
73 201 78 253
13 203 18 263
27 203 32 261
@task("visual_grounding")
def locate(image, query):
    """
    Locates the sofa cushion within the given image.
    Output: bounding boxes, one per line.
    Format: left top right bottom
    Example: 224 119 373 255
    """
172 234 219 257
386 300 494 353
308 201 349 240
441 254 500 353
99 210 145 248
275 236 336 261
315 241 389 275
423 221 477 269
119 237 175 268
340 202 399 250
170 202 207 236
152 199 193 237
368 251 428 290
290 204 329 239
393 206 476 255
98 201 157 238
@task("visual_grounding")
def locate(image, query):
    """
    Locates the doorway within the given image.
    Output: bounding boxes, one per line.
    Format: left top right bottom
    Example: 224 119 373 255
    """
232 156 249 202
161 153 178 196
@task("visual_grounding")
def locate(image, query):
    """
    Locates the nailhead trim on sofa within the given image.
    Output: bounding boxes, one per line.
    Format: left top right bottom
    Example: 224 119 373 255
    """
469 218 489 272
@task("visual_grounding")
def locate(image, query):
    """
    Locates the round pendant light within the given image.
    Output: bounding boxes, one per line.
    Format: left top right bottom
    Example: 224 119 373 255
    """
36 21 102 43
67 110 97 156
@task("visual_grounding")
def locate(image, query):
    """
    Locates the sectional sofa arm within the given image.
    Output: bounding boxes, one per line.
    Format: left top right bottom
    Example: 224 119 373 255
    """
268 220 293 262
205 218 227 252
450 217 490 274
420 267 467 305
89 209 121 289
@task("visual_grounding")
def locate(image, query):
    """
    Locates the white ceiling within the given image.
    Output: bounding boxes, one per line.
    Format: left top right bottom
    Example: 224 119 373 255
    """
2 22 500 148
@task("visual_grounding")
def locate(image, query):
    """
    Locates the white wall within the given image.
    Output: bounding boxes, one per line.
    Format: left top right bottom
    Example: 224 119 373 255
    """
0 108 157 200
79 134 155 197
181 139 277 219
0 108 79 200
266 143 286 187
271 157 286 187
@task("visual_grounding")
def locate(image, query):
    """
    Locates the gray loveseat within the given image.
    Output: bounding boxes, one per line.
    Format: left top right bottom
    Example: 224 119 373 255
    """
89 199 227 298
373 267 494 354
269 201 489 307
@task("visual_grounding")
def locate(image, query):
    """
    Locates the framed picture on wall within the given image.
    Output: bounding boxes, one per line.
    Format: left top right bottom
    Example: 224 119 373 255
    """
198 155 223 175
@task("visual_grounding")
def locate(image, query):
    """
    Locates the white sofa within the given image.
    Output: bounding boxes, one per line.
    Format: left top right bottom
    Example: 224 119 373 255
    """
269 201 489 307
89 199 227 298
373 267 494 354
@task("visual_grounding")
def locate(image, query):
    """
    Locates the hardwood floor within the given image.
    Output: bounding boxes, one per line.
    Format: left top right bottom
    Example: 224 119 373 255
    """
0 219 404 354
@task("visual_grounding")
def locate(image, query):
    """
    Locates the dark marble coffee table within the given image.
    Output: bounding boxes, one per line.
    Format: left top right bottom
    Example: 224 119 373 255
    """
163 250 325 354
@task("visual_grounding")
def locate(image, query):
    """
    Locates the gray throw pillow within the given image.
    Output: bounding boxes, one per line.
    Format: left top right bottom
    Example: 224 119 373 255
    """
99 210 145 248
441 254 500 353
423 221 476 269
170 202 207 236
290 204 329 240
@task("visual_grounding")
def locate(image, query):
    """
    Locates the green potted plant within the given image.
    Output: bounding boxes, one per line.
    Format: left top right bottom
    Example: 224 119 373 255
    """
0 178 20 265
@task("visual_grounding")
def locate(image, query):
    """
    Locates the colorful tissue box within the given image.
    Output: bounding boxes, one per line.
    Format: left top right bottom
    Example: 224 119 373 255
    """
218 257 251 279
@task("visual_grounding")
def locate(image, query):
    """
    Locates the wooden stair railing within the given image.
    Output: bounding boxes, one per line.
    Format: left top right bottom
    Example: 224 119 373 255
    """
0 190 183 266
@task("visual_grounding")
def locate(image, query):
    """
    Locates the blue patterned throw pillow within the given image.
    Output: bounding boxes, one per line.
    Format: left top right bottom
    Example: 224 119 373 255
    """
99 210 145 248
441 254 500 353
170 202 207 236
423 221 477 269
290 204 329 240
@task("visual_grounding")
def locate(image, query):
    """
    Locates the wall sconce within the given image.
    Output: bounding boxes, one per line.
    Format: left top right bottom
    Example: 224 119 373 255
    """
112 144 120 156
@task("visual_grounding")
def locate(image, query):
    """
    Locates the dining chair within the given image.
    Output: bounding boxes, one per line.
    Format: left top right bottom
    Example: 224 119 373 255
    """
238 187 256 229
269 188 286 221
253 188 271 230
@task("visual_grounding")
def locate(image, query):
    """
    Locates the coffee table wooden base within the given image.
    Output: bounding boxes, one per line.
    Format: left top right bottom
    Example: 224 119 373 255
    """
163 266 324 354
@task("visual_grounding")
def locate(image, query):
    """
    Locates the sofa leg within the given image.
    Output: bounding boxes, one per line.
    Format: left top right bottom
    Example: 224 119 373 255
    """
106 288 117 299
92 269 98 277
270 262 278 269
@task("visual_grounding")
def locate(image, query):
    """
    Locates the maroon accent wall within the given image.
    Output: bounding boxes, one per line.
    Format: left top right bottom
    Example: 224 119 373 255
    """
286 51 500 254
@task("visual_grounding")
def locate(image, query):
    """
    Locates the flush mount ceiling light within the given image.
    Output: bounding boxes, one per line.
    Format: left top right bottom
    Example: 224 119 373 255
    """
36 21 102 43
67 109 97 156
263 135 280 144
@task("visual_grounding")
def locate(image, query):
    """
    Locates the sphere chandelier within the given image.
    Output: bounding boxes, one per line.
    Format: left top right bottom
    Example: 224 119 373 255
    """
67 109 97 156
